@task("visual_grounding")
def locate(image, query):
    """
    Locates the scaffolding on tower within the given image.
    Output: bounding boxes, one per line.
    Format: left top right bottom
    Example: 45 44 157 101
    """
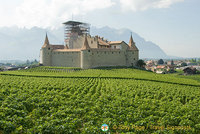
63 21 90 45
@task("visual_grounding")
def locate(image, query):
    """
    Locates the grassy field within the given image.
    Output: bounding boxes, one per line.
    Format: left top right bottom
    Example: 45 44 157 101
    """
0 67 200 133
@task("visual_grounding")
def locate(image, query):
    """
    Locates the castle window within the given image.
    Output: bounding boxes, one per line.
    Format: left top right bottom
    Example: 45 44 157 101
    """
119 52 120 54
48 48 50 50
112 52 113 54
88 50 90 52
134 58 136 60
132 52 134 54
92 53 94 55
104 52 106 54
91 41 93 44
114 46 116 49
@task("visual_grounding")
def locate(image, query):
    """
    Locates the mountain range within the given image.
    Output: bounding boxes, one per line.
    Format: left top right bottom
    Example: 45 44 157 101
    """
0 26 170 60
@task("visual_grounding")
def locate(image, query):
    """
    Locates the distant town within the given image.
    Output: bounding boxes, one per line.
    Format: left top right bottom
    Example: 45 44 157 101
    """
0 59 39 71
1 58 200 75
144 58 200 75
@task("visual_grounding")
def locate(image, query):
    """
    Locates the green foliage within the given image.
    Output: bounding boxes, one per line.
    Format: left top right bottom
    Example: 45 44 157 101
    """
158 59 164 65
0 67 200 133
136 60 146 68
1 67 200 86
190 59 197 63
181 62 187 67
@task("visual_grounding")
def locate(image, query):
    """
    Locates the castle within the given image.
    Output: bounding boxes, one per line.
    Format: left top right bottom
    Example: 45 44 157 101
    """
40 21 139 69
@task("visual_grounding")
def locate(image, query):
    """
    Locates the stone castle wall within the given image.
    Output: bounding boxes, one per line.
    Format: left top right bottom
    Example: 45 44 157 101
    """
81 49 126 69
40 47 138 69
126 50 139 66
40 48 138 69
51 51 81 67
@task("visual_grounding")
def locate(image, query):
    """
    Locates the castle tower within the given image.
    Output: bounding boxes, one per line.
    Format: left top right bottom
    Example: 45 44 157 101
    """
126 35 139 66
128 35 138 51
81 36 92 69
40 33 51 66
63 21 90 49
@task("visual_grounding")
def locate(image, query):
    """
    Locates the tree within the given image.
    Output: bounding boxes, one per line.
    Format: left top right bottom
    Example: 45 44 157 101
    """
158 59 164 65
136 60 146 68
181 62 187 67
171 60 174 65
190 59 197 63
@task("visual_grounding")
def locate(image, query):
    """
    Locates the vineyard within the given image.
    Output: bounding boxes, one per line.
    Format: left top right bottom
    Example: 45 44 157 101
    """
0 67 200 133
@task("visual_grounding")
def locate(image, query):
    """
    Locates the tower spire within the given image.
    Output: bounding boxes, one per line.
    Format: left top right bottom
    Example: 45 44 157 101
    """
81 35 90 50
128 35 138 51
42 33 50 48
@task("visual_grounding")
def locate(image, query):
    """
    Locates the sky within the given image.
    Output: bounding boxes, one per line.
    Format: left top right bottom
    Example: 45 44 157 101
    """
0 0 199 58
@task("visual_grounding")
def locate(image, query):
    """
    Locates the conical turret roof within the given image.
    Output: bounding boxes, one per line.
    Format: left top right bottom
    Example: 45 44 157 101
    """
128 35 138 51
81 35 90 50
65 45 69 49
42 33 50 48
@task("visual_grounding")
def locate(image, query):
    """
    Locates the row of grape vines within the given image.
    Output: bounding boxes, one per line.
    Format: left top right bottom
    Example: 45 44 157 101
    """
1 67 200 86
0 74 200 133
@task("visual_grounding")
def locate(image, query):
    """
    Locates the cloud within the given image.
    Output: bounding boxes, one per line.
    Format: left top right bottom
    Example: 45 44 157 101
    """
119 0 184 12
14 0 115 28
0 0 185 28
